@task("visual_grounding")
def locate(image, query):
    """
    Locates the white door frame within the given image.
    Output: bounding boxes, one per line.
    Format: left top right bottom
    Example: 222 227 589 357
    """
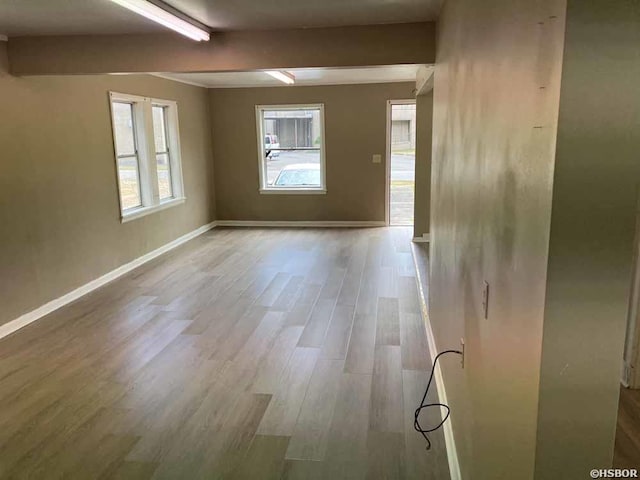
386 99 417 226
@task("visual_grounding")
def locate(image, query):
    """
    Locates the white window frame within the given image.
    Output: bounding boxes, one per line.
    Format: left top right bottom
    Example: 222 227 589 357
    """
109 92 186 222
255 103 327 194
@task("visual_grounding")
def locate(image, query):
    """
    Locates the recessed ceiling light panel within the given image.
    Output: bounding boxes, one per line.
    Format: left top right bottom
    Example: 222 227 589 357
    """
265 70 296 85
109 0 210 41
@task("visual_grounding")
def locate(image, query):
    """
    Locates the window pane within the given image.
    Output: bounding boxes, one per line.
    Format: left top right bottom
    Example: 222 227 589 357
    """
117 156 142 210
268 150 321 187
153 106 173 200
262 109 321 148
156 153 173 199
152 106 168 153
112 102 136 155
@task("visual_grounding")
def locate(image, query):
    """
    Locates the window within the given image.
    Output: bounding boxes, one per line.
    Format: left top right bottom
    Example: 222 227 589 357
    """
109 92 185 221
152 105 173 200
112 102 142 210
255 104 326 194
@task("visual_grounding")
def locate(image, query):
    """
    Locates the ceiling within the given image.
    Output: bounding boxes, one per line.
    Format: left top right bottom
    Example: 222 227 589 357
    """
165 0 442 30
0 0 442 37
155 65 429 88
0 0 163 36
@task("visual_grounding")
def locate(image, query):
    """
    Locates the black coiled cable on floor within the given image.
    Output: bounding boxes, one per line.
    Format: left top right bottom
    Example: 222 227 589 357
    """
414 349 463 450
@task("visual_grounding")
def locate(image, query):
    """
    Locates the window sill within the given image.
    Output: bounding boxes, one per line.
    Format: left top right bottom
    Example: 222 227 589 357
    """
259 188 327 195
121 197 186 223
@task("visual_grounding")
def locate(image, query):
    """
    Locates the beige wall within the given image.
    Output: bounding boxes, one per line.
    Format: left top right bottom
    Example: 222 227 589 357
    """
413 91 433 238
8 23 435 76
535 1 640 477
209 83 416 222
430 0 566 478
0 74 215 327
0 41 8 75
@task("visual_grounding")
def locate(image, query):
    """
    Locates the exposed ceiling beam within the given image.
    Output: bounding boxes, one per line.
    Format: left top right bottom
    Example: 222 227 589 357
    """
416 65 434 95
7 22 435 76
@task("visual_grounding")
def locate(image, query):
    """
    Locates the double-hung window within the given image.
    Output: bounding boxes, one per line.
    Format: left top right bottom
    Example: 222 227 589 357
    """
112 101 143 210
109 92 185 222
255 104 326 194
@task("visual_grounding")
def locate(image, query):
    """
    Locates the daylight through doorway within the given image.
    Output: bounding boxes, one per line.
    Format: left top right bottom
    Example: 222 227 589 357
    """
389 101 416 226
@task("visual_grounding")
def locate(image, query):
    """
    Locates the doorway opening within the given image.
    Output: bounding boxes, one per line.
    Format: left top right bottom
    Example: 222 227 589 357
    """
615 201 640 467
387 100 416 226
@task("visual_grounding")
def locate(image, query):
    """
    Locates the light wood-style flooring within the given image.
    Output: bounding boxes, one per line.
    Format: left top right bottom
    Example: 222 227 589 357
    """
0 227 448 479
615 385 640 468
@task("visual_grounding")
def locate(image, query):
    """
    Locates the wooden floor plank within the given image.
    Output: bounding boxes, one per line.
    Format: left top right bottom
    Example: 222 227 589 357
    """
317 267 348 302
319 304 356 360
376 297 401 346
252 326 305 394
355 266 380 316
322 373 373 480
400 312 431 371
297 299 336 348
365 430 406 480
614 385 640 469
281 459 324 480
286 358 344 460
110 460 159 480
0 227 449 479
370 345 404 434
378 266 399 299
344 313 377 375
230 434 290 480
398 275 420 315
257 347 320 436
257 272 294 308
283 283 322 327
336 243 366 308
272 276 306 312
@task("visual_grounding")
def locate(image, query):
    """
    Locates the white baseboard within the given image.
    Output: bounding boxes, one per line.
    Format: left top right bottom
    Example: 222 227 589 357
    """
0 221 217 341
216 220 386 228
413 233 430 243
621 362 631 388
410 244 461 480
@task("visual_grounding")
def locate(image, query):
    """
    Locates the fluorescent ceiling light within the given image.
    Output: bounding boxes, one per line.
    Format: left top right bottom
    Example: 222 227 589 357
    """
109 0 210 41
265 70 296 85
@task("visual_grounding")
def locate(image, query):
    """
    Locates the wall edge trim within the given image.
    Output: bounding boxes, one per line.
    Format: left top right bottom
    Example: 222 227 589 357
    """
216 220 386 228
410 243 462 480
0 221 218 341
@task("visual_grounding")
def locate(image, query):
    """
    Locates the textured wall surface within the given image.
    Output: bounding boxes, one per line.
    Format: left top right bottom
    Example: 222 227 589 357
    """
430 0 566 477
209 83 416 222
0 74 215 326
535 1 640 478
414 91 433 238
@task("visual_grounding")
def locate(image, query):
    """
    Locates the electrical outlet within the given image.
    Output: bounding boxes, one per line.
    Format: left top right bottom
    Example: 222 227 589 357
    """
460 338 465 369
482 281 490 319
372 154 382 164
